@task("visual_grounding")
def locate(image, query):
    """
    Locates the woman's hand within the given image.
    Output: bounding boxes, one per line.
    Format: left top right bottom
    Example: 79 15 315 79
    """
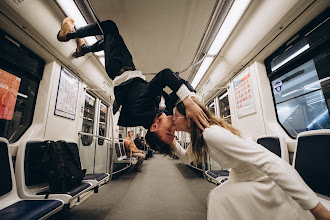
183 96 209 130
310 202 330 220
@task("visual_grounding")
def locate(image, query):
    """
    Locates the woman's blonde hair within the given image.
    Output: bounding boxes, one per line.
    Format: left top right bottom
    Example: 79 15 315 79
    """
176 96 242 163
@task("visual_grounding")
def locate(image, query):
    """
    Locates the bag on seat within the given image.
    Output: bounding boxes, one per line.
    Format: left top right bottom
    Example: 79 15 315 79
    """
41 140 86 194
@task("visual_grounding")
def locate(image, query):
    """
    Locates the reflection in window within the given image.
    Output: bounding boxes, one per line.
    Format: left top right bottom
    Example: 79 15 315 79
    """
0 29 44 143
276 89 329 137
0 76 38 143
98 102 107 145
270 38 310 72
218 92 231 124
271 57 330 138
81 93 95 146
266 11 330 138
208 102 215 115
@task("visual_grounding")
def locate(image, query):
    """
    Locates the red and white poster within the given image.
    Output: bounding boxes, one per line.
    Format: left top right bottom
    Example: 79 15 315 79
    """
0 69 21 120
233 68 256 118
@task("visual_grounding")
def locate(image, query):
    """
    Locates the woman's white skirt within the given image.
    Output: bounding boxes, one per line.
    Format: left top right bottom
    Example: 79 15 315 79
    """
207 179 314 220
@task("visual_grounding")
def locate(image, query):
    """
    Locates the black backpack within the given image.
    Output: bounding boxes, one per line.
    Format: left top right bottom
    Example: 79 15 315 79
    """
41 140 86 194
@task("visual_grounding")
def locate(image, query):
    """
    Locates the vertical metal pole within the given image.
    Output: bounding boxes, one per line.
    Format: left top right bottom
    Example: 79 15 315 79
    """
108 96 115 180
93 99 101 174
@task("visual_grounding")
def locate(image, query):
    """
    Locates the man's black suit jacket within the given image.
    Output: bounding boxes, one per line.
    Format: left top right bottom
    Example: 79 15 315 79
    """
114 68 195 129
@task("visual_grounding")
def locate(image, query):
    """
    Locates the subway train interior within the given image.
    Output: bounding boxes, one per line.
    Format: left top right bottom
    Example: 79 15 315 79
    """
0 0 329 219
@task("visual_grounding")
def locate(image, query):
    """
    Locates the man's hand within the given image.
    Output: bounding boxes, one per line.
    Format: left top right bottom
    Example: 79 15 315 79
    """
183 96 210 131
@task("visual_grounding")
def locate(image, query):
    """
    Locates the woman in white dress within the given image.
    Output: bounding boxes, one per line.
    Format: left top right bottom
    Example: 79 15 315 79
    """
170 97 330 220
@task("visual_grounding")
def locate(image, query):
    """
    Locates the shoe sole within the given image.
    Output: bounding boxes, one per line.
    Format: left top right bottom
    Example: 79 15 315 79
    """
58 17 75 42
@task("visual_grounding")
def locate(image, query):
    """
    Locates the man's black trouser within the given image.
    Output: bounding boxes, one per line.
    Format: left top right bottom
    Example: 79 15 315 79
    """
67 20 135 80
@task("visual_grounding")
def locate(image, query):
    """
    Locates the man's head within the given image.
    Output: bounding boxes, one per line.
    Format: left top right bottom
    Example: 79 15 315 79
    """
149 112 176 144
127 130 133 138
136 133 141 139
145 112 176 154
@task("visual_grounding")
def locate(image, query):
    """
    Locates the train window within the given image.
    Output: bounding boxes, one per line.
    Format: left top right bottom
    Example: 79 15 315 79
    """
98 102 107 145
0 29 44 143
208 102 215 115
218 92 231 124
81 93 95 146
265 8 330 138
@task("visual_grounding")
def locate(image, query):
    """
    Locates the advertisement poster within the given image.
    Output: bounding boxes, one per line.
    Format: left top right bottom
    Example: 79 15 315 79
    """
0 69 21 120
54 68 79 120
233 68 256 118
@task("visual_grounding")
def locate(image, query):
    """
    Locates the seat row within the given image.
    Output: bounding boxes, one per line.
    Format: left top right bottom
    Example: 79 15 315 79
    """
112 142 138 174
0 138 110 219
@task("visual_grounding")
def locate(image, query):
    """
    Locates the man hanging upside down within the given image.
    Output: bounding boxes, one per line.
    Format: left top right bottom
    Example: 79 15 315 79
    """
57 18 209 151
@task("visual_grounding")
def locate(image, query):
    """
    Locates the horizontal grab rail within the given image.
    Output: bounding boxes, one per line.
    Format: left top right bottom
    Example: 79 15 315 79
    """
78 132 135 144
78 131 112 142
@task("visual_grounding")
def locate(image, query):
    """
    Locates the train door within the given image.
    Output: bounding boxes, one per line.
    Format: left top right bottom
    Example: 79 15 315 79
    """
79 92 113 174
94 101 110 173
219 92 231 124
204 92 232 184
205 99 223 171
79 92 97 173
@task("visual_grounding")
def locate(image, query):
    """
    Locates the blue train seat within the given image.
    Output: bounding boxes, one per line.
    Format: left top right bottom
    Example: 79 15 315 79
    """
257 135 289 163
0 138 63 220
292 130 330 210
15 139 93 207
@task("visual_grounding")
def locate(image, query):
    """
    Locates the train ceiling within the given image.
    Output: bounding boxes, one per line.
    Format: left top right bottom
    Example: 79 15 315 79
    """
86 0 219 82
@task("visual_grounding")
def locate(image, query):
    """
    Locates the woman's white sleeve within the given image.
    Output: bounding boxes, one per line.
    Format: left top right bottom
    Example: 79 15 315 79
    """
171 140 193 165
203 126 319 210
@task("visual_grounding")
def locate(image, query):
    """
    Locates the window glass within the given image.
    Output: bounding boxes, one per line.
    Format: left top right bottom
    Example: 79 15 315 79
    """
270 52 330 139
276 89 329 137
0 72 38 143
272 60 320 103
266 10 330 138
208 102 215 115
218 92 231 124
81 93 95 146
271 56 330 138
270 38 310 72
98 102 107 145
0 29 44 143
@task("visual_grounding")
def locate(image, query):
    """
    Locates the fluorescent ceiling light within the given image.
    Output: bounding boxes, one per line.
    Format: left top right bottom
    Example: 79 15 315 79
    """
208 0 251 56
191 56 214 88
271 44 310 71
192 0 251 88
56 0 104 66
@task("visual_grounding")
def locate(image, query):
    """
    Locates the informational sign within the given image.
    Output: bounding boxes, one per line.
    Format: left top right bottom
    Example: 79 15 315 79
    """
54 67 79 120
273 80 282 95
233 68 256 118
0 69 21 120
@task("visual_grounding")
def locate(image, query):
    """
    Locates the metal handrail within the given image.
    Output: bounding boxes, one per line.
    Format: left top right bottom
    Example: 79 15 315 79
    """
78 132 135 144
78 132 136 175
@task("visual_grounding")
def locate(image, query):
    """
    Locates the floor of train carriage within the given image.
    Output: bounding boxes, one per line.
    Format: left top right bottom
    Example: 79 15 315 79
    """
57 154 215 220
